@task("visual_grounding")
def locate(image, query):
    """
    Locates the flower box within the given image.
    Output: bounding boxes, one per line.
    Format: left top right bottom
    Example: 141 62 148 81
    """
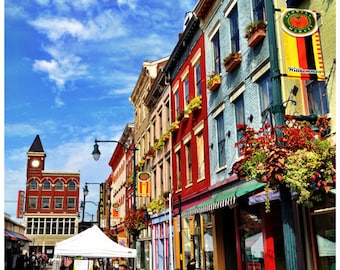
224 52 241 72
207 74 221 91
245 20 267 47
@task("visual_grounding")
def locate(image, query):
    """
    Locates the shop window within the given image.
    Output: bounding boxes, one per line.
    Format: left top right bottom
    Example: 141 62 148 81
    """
239 207 264 269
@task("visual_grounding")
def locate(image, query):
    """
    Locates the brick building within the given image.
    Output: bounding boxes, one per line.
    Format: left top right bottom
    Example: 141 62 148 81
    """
24 135 80 258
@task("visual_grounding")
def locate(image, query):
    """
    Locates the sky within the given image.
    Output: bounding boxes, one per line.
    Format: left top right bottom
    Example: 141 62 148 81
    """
3 0 198 224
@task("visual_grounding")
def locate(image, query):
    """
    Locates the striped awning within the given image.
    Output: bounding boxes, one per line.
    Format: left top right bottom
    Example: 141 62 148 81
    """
5 229 32 242
184 180 265 216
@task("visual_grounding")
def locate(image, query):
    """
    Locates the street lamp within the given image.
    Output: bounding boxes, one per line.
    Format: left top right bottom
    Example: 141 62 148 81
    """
92 139 138 211
81 184 89 223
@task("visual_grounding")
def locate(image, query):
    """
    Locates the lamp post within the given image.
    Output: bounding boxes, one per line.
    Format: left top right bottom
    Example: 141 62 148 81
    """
92 139 138 211
81 184 89 223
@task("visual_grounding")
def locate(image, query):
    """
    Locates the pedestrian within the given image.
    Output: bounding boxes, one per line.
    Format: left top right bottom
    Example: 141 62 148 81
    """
59 256 74 270
187 258 196 270
118 260 129 270
29 251 36 270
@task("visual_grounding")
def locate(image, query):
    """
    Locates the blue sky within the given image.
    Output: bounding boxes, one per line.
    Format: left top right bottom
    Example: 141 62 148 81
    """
4 0 197 223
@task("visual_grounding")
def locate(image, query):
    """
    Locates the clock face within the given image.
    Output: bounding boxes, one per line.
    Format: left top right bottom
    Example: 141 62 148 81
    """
31 159 40 168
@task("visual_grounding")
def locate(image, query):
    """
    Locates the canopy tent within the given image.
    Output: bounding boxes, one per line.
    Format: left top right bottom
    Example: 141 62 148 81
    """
54 225 136 258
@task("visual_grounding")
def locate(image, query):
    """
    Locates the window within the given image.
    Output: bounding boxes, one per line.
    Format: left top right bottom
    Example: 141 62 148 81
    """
185 141 192 186
29 179 38 190
212 30 221 73
42 197 50 209
258 72 273 125
175 91 180 116
253 0 265 21
42 180 51 190
55 180 64 190
184 77 190 105
176 150 182 190
68 180 76 191
229 6 240 52
235 94 245 142
306 80 329 115
196 132 205 180
216 112 226 167
55 198 63 209
29 197 37 209
195 62 202 96
67 198 76 209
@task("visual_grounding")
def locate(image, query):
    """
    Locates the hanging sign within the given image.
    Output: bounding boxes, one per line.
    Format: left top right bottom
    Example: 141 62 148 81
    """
280 8 325 81
137 172 151 197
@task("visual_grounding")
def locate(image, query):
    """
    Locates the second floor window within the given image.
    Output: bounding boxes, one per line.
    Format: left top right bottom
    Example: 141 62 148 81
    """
229 6 240 52
67 198 76 209
29 197 37 209
175 91 180 117
41 197 50 209
235 94 245 143
176 150 182 190
185 141 192 186
258 72 273 125
212 30 221 74
306 80 329 115
216 112 226 168
55 198 63 209
196 132 205 180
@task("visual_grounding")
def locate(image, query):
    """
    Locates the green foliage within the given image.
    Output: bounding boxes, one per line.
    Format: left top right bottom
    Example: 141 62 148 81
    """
232 118 335 212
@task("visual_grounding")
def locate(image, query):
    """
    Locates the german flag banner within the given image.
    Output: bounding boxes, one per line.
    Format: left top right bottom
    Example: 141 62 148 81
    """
280 8 325 81
137 172 151 197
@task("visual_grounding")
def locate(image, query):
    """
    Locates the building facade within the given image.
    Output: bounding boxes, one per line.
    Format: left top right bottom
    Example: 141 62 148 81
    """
24 135 80 259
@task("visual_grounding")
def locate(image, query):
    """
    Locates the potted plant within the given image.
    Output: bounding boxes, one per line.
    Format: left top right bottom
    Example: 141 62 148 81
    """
124 208 149 239
245 20 267 47
207 72 221 91
186 95 202 113
223 52 242 72
232 118 335 212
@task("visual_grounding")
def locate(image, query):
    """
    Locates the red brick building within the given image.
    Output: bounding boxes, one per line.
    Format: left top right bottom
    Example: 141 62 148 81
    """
24 135 80 258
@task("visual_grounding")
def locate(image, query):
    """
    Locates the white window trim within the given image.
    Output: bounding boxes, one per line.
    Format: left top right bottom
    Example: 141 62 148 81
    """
208 21 221 41
224 0 238 17
212 102 226 119
229 83 246 103
252 62 270 82
191 49 202 66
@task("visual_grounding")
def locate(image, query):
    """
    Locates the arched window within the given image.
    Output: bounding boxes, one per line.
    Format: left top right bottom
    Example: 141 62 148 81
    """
29 179 38 190
55 179 64 190
68 180 76 191
42 179 51 190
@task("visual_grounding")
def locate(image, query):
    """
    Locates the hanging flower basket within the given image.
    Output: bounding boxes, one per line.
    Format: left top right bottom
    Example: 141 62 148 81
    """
232 118 335 212
223 52 242 72
245 20 267 47
124 208 149 238
207 72 221 91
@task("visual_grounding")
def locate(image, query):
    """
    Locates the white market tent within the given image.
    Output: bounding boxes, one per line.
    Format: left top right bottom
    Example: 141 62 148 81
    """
54 225 137 258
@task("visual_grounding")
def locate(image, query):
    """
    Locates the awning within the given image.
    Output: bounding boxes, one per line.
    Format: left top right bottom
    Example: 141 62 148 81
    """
5 229 32 242
185 180 265 215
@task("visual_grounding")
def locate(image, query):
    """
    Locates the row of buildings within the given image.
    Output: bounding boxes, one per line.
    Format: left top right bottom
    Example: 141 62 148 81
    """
15 0 335 270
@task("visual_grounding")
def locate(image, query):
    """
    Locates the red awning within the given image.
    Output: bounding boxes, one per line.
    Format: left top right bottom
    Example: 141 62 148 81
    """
5 229 32 242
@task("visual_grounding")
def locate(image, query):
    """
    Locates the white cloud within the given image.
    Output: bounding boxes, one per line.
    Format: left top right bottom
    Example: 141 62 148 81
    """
29 11 126 42
5 124 40 137
33 50 88 89
117 0 138 10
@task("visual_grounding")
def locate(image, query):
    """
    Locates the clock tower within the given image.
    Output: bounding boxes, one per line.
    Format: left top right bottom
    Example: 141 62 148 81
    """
27 135 46 176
